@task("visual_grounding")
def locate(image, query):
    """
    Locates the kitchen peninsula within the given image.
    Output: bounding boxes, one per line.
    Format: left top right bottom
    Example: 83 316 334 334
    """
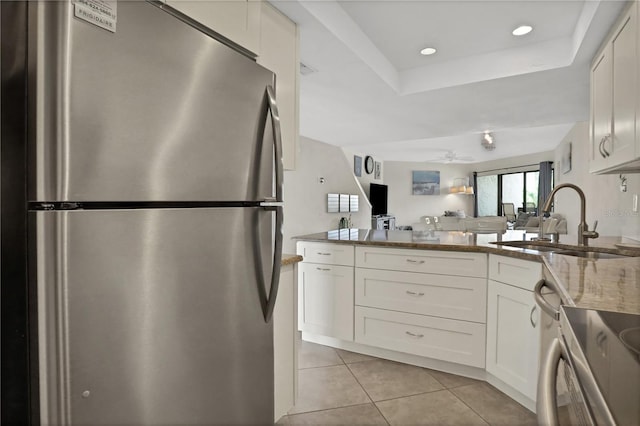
294 229 640 411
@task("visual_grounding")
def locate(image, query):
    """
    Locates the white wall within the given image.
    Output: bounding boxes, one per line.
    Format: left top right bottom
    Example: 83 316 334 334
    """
384 161 474 226
283 123 640 247
552 122 640 240
342 148 384 198
282 136 372 253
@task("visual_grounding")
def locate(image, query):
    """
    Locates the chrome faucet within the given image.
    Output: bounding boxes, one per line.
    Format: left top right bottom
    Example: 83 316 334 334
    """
541 183 599 246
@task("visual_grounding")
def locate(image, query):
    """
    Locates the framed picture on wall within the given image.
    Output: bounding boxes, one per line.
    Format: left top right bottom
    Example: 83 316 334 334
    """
374 161 381 179
412 170 440 195
354 155 362 177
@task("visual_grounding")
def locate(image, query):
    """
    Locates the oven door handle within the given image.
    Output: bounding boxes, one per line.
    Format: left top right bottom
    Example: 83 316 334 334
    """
537 337 566 426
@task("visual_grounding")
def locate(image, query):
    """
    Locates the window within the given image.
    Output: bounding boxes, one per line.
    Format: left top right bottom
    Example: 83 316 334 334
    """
476 169 552 217
477 175 498 216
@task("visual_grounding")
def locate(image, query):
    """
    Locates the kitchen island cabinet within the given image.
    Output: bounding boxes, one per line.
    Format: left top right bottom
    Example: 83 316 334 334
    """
294 229 640 414
296 242 354 341
354 246 487 368
485 255 542 405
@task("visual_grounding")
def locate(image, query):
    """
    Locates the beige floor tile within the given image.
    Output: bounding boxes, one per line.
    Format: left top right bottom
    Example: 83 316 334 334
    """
451 383 537 426
289 365 371 414
347 359 444 402
376 390 489 426
427 369 481 389
335 348 378 364
298 341 344 369
288 403 389 425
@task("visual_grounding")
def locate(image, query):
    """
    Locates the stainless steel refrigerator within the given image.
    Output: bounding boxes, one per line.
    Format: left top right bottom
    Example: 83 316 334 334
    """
2 1 283 424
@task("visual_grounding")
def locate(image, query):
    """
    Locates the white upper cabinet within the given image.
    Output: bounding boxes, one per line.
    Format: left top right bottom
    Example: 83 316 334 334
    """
590 2 640 173
257 3 299 171
163 0 299 170
165 0 261 55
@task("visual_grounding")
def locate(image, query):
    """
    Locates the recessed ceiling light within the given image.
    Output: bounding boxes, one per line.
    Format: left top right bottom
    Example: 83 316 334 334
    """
512 25 533 36
420 47 437 56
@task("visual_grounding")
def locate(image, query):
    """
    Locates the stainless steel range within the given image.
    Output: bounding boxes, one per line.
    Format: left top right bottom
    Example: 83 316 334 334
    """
538 306 640 425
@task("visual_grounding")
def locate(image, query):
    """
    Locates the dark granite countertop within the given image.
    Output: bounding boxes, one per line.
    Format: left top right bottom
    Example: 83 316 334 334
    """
294 229 640 314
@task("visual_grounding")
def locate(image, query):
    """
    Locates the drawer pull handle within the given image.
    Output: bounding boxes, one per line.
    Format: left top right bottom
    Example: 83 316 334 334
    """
405 331 424 338
530 305 537 328
406 291 425 297
316 267 331 272
317 252 331 256
406 259 425 264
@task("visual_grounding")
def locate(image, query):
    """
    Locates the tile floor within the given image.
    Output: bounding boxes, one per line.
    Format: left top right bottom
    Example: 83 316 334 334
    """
277 341 537 426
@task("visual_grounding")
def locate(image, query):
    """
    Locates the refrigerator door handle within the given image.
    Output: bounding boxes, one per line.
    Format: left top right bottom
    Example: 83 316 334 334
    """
262 205 283 322
266 85 284 203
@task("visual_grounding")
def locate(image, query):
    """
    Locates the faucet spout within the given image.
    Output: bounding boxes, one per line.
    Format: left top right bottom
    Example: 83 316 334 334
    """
541 183 596 246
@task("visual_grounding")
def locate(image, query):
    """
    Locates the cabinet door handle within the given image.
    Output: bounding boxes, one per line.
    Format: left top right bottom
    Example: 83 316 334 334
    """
406 290 425 297
316 267 331 272
602 134 611 157
598 137 607 158
405 331 424 338
530 305 538 328
317 252 331 256
406 259 425 264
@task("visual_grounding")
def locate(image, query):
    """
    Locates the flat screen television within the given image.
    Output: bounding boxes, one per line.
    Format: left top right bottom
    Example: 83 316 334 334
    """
370 183 388 216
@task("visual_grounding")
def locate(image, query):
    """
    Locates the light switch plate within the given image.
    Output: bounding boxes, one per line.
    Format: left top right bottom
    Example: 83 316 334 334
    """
633 194 638 213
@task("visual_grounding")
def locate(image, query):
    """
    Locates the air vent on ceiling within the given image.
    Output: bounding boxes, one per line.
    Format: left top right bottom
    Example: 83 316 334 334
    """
300 62 317 76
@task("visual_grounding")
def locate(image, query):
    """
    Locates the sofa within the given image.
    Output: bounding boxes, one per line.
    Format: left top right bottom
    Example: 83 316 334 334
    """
417 215 508 232
515 213 568 234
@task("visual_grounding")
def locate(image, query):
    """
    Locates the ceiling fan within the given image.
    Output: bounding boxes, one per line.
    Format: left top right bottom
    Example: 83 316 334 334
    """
425 150 474 163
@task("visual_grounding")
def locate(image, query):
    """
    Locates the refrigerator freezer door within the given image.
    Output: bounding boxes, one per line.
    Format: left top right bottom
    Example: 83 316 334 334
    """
32 1 275 202
36 208 275 424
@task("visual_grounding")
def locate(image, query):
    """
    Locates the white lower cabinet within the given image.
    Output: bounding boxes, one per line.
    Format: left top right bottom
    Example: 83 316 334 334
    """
354 246 488 368
297 262 354 341
355 306 486 368
485 279 540 401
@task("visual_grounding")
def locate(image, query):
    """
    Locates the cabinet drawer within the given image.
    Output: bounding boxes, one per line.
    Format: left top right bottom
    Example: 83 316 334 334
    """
355 246 487 278
489 254 541 291
355 307 486 368
297 242 354 266
355 268 486 323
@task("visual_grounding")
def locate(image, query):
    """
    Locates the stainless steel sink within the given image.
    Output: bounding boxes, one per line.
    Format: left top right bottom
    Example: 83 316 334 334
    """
552 250 630 259
492 241 560 252
510 244 559 252
492 241 637 259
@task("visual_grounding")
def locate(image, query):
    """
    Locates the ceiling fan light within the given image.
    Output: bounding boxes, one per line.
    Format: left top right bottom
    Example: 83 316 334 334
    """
481 132 496 151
